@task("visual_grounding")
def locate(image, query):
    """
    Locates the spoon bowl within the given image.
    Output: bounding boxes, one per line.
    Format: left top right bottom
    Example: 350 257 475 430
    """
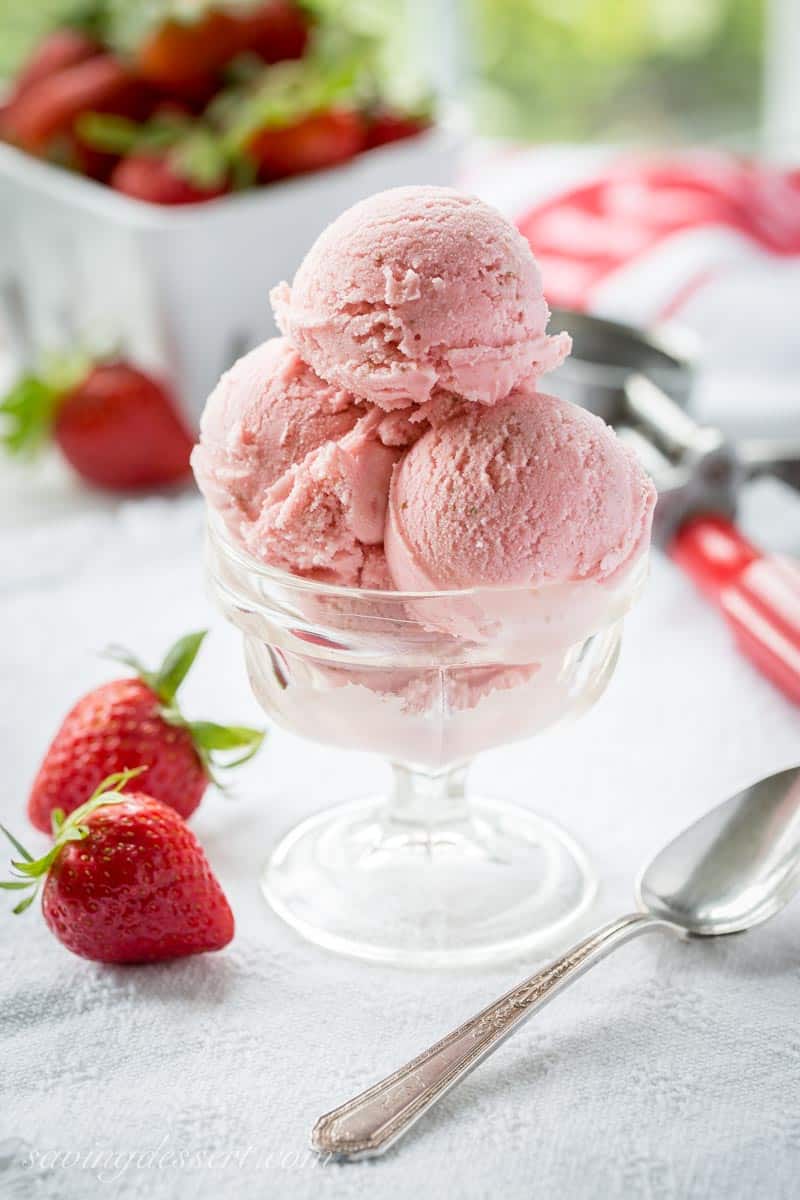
637 765 800 935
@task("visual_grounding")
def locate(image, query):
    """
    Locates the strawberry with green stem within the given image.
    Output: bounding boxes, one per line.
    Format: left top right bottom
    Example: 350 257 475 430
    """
27 631 264 834
78 110 235 202
132 1 309 96
218 54 368 181
2 769 235 963
1 53 155 157
0 355 194 490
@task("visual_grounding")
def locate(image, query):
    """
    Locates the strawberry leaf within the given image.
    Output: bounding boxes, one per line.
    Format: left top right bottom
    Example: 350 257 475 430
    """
63 0 110 39
170 129 230 190
77 110 194 155
189 722 265 766
230 151 258 191
104 632 264 779
88 767 147 803
11 846 62 878
220 53 366 151
0 376 59 458
162 713 265 778
102 643 151 682
75 113 142 154
1 352 91 460
12 892 38 915
103 632 207 704
187 722 258 750
153 631 208 704
0 824 34 863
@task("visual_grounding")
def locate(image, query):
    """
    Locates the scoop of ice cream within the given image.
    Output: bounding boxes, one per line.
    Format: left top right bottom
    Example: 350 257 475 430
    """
359 545 395 590
191 337 364 541
271 186 570 411
243 414 400 586
385 390 656 592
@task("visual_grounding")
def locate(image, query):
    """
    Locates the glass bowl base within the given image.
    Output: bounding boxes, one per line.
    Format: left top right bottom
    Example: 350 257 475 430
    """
261 795 598 968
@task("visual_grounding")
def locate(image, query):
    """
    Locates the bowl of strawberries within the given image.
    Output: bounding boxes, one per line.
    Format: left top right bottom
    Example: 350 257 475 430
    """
0 1 457 427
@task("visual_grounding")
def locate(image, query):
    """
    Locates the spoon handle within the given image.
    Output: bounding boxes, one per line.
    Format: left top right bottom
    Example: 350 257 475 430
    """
312 912 675 1160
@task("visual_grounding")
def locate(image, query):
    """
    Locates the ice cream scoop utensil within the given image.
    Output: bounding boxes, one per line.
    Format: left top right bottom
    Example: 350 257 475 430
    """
621 375 800 704
312 765 800 1161
549 310 800 703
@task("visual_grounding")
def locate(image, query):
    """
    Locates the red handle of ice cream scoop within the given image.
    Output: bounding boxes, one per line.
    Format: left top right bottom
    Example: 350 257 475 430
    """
670 514 800 705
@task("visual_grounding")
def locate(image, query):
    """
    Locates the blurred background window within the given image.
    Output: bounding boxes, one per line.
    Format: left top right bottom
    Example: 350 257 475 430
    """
462 0 764 143
0 0 767 144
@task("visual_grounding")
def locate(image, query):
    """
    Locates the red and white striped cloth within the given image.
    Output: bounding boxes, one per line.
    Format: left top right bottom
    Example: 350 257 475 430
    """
464 145 800 431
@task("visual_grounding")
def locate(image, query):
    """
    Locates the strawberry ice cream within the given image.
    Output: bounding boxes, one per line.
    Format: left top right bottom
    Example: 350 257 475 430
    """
192 338 400 586
199 184 659 971
243 413 399 586
196 186 654 645
385 390 655 593
271 186 570 411
191 337 363 542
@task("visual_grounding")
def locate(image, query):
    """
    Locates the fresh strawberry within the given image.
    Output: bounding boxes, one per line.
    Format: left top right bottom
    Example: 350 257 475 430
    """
111 152 229 203
64 130 120 181
247 108 365 180
2 55 153 155
2 770 235 963
135 9 242 95
12 29 102 97
365 111 430 150
237 1 309 64
0 358 195 490
135 2 308 94
26 631 264 834
77 111 233 204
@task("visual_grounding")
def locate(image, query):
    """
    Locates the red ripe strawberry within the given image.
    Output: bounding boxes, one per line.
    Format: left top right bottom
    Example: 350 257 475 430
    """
238 1 309 64
135 2 308 95
77 111 232 205
1 358 194 491
2 55 152 155
12 29 102 98
2 770 235 963
111 152 229 204
64 129 120 182
365 111 430 151
26 631 264 834
248 108 365 180
135 10 241 95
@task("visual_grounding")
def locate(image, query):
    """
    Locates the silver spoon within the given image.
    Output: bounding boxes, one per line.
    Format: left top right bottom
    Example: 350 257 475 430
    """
312 765 800 1161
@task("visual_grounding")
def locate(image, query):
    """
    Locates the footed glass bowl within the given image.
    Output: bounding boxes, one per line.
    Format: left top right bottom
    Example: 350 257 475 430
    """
206 518 647 967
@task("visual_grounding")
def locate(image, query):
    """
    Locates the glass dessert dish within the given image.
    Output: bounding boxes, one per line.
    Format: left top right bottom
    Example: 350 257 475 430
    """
206 514 647 968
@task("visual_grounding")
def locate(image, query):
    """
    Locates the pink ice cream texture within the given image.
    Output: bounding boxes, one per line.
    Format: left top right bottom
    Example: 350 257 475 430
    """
191 337 397 586
271 186 570 412
385 390 656 593
191 338 362 538
247 411 398 586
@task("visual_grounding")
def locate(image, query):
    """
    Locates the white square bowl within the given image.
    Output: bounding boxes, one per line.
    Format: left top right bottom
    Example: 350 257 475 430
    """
0 125 459 424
